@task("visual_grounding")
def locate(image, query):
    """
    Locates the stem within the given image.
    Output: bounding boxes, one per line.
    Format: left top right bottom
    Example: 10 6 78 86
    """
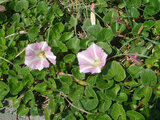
143 37 160 45
14 47 26 58
0 57 13 65
106 53 150 62
123 0 132 28
60 92 93 114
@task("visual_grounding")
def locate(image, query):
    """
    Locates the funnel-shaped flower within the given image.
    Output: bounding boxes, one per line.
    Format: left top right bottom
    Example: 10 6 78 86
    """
25 41 56 70
77 43 107 74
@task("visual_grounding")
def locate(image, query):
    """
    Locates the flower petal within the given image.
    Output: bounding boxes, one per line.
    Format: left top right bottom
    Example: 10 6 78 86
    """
79 65 93 73
77 52 94 65
25 58 49 71
46 51 56 65
87 43 107 59
79 65 101 74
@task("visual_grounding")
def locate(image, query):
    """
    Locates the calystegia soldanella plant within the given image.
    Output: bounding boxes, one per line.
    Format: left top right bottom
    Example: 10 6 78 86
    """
0 0 160 119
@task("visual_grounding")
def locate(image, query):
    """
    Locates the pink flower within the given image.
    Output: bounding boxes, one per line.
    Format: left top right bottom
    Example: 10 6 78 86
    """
128 54 142 65
77 43 107 74
90 3 96 25
25 41 56 70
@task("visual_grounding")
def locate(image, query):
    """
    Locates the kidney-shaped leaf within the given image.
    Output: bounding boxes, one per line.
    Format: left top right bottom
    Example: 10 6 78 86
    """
110 103 126 120
140 68 157 86
103 61 126 82
81 87 98 110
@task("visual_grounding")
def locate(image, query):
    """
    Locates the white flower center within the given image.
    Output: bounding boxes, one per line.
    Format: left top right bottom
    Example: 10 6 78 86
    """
92 59 101 67
38 51 46 60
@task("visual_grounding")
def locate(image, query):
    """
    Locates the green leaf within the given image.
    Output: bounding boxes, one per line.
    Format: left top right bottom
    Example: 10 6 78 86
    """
23 90 35 106
110 103 126 120
17 104 29 116
37 1 48 14
86 75 97 86
60 32 74 42
34 82 47 93
59 75 72 86
97 0 108 8
69 83 84 101
143 5 158 19
0 101 3 108
96 113 111 120
64 54 76 63
48 96 57 114
53 22 64 33
127 110 145 120
65 112 76 120
128 65 143 79
87 25 102 38
103 8 119 24
72 67 85 80
97 28 114 42
150 0 160 9
15 0 29 12
128 7 140 18
140 69 157 86
153 20 160 35
67 38 80 53
105 84 128 102
8 77 24 95
28 0 37 5
28 26 40 39
56 40 68 52
13 98 21 108
96 74 114 89
0 81 9 101
143 20 155 31
126 0 142 8
132 24 142 35
0 13 7 24
81 87 98 110
52 5 63 17
103 61 126 82
69 16 77 28
99 99 112 113
97 42 112 54
44 108 50 120
30 106 38 116
134 87 152 105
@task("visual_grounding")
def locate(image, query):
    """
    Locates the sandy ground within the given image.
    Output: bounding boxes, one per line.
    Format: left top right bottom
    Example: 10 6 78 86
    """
0 101 45 120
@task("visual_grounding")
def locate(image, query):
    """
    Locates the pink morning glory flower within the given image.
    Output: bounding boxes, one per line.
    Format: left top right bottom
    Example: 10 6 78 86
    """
77 43 108 74
25 41 56 70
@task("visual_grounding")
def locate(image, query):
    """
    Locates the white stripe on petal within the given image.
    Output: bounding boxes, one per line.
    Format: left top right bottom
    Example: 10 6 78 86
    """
46 54 56 60
41 42 47 51
92 44 98 59
77 53 94 64
38 60 44 70
80 66 93 73
27 45 34 51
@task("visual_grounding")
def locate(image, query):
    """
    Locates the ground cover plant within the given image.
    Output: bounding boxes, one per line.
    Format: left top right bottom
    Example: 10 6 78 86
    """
0 0 160 119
